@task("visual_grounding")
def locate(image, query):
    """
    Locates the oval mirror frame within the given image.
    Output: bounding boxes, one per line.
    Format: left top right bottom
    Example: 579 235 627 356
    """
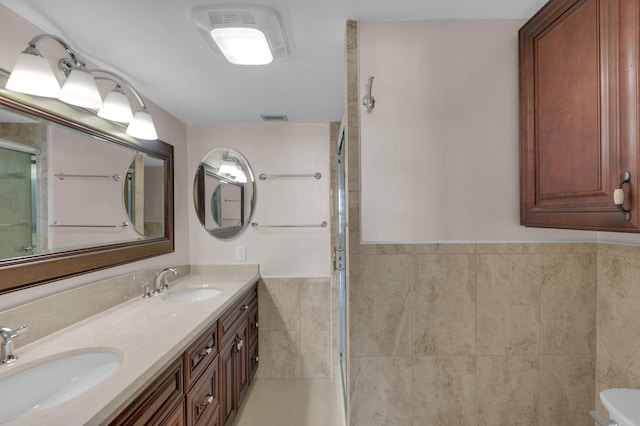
0 69 174 294
193 147 255 239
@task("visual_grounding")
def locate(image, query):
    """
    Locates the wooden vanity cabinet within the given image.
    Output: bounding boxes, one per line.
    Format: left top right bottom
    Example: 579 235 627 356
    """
110 357 185 426
219 284 257 426
519 0 640 231
111 283 258 426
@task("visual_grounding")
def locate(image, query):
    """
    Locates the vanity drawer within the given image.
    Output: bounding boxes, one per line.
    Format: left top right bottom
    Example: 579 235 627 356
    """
219 284 257 345
110 357 184 426
184 321 219 390
186 354 220 426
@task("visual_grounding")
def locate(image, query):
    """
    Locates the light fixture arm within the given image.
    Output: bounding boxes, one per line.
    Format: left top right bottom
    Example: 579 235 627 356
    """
87 68 148 110
26 33 84 68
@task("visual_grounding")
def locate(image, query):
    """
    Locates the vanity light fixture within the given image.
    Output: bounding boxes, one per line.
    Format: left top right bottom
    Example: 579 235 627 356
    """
190 5 289 66
5 34 158 140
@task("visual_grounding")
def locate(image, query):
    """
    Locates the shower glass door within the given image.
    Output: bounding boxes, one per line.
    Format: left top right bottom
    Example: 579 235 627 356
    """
0 144 36 259
336 121 347 408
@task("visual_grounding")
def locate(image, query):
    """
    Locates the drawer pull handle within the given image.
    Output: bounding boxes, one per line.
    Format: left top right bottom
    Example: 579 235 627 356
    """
198 346 213 358
254 321 259 329
240 304 249 311
253 356 259 363
614 171 632 221
235 335 244 351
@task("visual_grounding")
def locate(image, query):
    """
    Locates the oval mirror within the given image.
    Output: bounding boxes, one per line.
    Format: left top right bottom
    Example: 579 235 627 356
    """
193 148 255 239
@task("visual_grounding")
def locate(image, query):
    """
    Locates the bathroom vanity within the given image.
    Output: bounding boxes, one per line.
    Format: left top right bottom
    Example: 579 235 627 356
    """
0 266 259 425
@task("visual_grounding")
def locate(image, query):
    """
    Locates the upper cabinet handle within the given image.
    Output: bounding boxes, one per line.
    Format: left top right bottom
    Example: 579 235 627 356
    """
613 171 631 221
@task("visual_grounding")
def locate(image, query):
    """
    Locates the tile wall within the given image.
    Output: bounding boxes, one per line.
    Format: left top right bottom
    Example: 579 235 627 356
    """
596 244 640 416
256 277 334 380
348 242 597 425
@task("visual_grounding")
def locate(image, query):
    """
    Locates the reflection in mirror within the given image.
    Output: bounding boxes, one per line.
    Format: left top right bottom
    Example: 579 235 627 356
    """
194 148 255 239
0 102 165 262
0 68 174 294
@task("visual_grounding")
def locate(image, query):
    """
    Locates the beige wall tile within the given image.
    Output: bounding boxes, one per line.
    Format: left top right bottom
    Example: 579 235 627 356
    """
596 356 640 417
477 356 540 426
349 254 412 357
413 254 476 356
413 244 476 255
301 330 332 379
301 278 331 331
477 254 541 355
349 357 412 426
476 243 541 254
597 254 640 374
413 356 476 425
599 243 640 259
540 355 595 425
541 253 596 355
269 330 301 378
261 278 301 331
541 242 597 254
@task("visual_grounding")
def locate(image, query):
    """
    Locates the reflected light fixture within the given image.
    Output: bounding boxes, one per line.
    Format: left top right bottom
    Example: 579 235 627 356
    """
219 157 239 176
5 34 158 140
190 5 288 66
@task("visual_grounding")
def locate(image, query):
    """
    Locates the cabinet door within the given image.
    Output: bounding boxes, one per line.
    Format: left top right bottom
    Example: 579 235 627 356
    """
235 319 250 407
520 0 640 231
220 336 238 426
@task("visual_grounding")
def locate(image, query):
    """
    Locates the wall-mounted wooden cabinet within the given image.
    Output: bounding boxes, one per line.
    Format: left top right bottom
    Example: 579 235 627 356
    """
111 283 258 426
520 0 640 231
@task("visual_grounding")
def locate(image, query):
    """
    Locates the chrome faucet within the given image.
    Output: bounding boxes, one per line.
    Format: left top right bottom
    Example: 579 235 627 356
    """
1 324 28 364
153 268 179 294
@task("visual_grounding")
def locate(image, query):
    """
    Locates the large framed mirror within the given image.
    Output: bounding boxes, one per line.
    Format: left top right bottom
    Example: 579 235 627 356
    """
0 69 174 293
194 148 255 239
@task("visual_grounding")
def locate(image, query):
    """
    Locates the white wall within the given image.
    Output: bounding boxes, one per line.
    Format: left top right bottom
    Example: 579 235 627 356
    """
188 123 331 277
358 20 606 243
0 6 190 309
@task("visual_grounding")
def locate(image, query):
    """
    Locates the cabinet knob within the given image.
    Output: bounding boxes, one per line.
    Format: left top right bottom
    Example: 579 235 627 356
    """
614 171 632 221
240 304 249 311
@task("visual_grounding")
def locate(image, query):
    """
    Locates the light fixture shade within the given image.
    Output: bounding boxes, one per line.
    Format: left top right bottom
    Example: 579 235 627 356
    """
210 28 273 65
126 109 158 140
98 87 134 123
58 67 103 109
5 51 61 98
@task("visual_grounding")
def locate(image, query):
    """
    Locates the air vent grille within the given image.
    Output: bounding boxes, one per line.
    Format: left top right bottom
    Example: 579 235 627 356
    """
208 10 257 27
190 5 289 61
260 114 288 122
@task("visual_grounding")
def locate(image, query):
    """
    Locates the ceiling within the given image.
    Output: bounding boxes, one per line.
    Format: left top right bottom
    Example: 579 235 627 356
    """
0 0 547 125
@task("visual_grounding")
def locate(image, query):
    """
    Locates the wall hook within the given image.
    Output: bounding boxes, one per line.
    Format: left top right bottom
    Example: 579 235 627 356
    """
362 76 375 112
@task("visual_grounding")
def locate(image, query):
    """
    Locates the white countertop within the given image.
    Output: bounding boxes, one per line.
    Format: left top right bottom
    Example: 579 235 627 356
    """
0 267 260 425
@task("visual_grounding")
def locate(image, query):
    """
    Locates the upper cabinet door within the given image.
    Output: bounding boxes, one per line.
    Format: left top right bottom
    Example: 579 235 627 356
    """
520 0 640 231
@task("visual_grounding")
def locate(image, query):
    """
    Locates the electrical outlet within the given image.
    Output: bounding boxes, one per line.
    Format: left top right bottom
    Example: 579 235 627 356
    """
236 245 247 261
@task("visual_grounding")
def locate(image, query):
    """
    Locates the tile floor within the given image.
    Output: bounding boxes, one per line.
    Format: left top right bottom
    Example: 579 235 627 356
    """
235 379 342 426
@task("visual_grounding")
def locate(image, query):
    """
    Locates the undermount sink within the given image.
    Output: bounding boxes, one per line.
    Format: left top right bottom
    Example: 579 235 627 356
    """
601 388 640 426
162 287 222 303
0 351 120 423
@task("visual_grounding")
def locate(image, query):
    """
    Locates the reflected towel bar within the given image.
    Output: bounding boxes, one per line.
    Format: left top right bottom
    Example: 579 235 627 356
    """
259 172 321 180
55 173 121 181
251 221 327 229
50 221 129 228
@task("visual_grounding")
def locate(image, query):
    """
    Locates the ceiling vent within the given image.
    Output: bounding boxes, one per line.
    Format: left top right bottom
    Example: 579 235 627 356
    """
260 114 288 122
190 5 289 63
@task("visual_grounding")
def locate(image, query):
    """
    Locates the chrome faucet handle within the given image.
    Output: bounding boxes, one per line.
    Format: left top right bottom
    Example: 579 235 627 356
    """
141 280 151 299
1 324 28 364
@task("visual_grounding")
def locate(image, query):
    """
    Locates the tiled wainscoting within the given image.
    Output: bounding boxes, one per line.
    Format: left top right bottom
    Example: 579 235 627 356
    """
349 242 597 425
256 277 336 380
596 244 640 416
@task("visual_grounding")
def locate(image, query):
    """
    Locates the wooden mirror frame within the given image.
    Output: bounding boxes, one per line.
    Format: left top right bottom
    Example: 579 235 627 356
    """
0 69 174 294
